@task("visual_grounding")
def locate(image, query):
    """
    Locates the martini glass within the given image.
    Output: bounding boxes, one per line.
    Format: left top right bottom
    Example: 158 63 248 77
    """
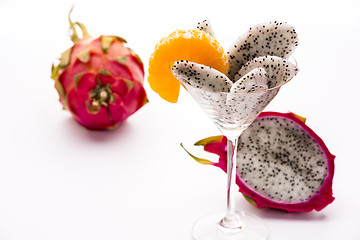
180 80 284 240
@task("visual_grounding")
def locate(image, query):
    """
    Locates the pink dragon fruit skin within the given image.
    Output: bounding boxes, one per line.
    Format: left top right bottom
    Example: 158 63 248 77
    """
51 14 147 130
189 112 335 212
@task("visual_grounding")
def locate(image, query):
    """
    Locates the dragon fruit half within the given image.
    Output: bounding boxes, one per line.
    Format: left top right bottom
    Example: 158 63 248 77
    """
51 10 147 130
182 112 335 212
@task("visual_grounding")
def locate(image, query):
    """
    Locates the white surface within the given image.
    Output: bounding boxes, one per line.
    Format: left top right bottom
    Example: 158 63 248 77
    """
0 0 359 239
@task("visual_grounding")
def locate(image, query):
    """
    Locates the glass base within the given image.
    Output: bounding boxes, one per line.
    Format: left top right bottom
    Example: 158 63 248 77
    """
192 211 268 240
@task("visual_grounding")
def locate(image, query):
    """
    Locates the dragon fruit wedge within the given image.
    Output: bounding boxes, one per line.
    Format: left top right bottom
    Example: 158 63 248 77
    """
227 21 298 81
172 60 233 92
229 67 268 93
51 10 148 130
196 20 216 38
181 112 335 212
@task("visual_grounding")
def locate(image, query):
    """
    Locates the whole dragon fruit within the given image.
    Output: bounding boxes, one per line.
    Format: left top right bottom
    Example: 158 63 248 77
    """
182 112 335 212
51 10 147 130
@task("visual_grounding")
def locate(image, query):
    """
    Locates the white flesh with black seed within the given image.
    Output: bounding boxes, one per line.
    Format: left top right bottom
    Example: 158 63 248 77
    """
234 56 298 88
171 61 232 126
231 67 268 93
227 21 298 81
196 19 216 38
237 116 328 204
225 67 270 123
171 60 279 129
172 60 233 92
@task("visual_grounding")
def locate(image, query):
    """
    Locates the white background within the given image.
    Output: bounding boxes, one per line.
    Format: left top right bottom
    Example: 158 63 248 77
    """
0 0 359 239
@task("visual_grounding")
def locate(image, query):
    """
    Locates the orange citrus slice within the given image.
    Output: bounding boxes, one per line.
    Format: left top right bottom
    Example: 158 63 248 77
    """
148 29 229 103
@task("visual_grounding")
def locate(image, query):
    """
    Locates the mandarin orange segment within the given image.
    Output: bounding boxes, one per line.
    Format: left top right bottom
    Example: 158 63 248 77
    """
148 29 228 103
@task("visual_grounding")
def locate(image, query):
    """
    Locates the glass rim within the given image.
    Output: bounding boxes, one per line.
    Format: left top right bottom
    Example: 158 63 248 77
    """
180 76 294 95
174 56 298 95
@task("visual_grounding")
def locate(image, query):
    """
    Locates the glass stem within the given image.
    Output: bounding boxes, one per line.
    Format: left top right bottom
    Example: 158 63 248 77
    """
220 133 242 229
